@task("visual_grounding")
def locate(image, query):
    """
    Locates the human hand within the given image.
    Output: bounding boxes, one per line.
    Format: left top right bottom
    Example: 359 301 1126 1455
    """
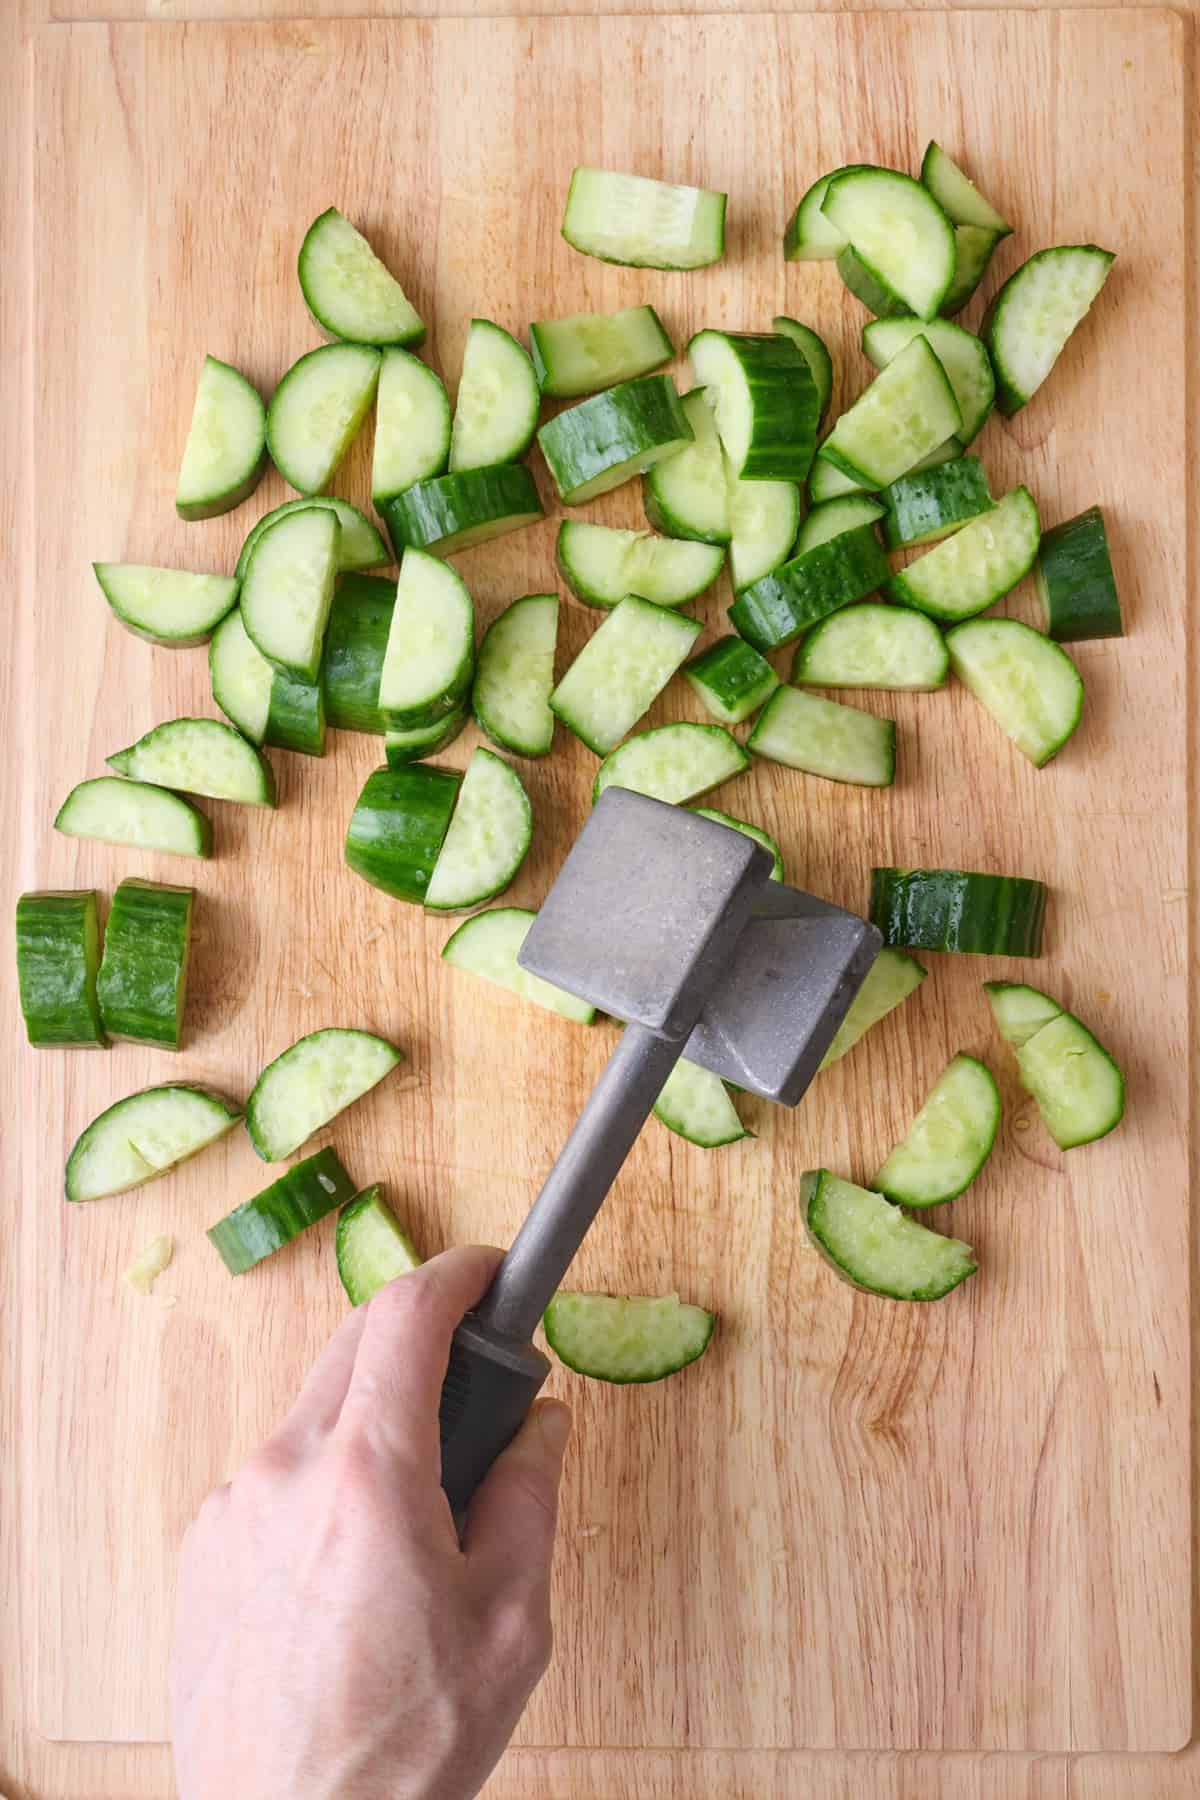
171 1246 572 1800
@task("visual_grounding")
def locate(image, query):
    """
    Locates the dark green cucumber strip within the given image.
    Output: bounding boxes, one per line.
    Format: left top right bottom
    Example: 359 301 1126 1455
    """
208 1148 359 1275
267 343 382 496
983 980 1064 1047
653 1055 749 1147
802 1170 976 1302
792 603 948 692
642 389 731 546
818 948 927 1069
321 574 396 734
107 717 276 807
561 168 726 271
97 879 193 1050
888 487 1040 623
939 225 1003 317
16 890 107 1048
782 165 870 261
550 596 701 755
747 686 895 787
423 748 532 913
873 1053 1001 1207
344 764 463 903
336 1185 422 1303
264 662 326 758
241 503 340 683
55 778 212 860
683 635 779 726
861 317 995 445
381 464 544 558
795 495 885 555
1035 507 1123 642
384 709 468 768
543 1292 715 1382
920 143 1012 236
692 808 783 879
593 722 748 806
472 593 558 758
236 498 388 581
870 867 1046 956
771 316 833 421
728 526 889 653
946 617 1084 768
246 1028 402 1163
448 320 540 472
821 167 957 319
175 355 267 522
881 456 994 549
688 330 818 483
537 374 693 505
557 520 724 609
441 907 596 1023
531 303 674 399
1013 1010 1125 1150
982 245 1115 417
298 207 424 347
65 1084 242 1202
379 549 475 730
93 564 239 648
819 337 962 489
372 349 451 505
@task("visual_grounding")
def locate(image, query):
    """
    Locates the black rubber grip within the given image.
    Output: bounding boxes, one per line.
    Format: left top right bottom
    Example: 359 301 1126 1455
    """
438 1313 551 1524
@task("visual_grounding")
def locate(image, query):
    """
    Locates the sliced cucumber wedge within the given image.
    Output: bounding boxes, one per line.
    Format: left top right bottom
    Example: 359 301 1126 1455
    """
107 717 275 807
782 165 867 261
808 456 866 504
747 686 895 787
870 867 1046 957
818 948 927 1070
175 355 267 522
1013 1010 1125 1150
336 1185 422 1304
939 225 1003 317
236 497 388 581
562 167 726 270
379 549 474 729
384 709 467 768
688 330 818 483
920 143 1012 237
557 520 724 610
209 1148 359 1275
16 890 107 1048
532 303 673 399
889 487 1040 623
551 596 701 756
538 374 694 504
802 1170 976 1302
66 1084 241 1203
267 343 382 495
55 778 212 860
93 563 238 648
211 609 298 748
728 526 889 653
880 456 994 549
683 635 779 727
241 503 340 682
652 1050 748 1146
795 495 885 555
246 1028 402 1163
1035 506 1123 642
449 320 539 472
424 748 532 912
298 207 424 347
692 808 783 879
861 317 995 445
543 1291 715 1382
727 469 802 589
256 662 325 758
874 1054 1001 1207
983 980 1064 1048
983 245 1115 417
819 337 962 489
771 316 833 421
97 879 193 1050
593 722 747 806
793 603 948 692
371 348 451 505
382 464 544 557
442 907 595 1021
643 389 730 546
322 574 396 735
822 167 957 319
472 592 558 758
344 764 462 904
947 617 1084 767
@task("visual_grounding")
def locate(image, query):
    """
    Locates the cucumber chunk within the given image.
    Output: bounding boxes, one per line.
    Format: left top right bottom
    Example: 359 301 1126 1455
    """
532 304 673 399
782 165 867 261
652 1054 748 1147
298 207 424 347
97 879 193 1049
425 748 532 912
1035 506 1123 642
808 456 866 504
947 616 1084 767
747 686 895 787
55 778 212 860
795 496 885 555
449 320 539 471
793 603 948 692
16 890 107 1048
246 1027 402 1163
983 245 1115 417
880 456 994 549
237 498 388 581
983 980 1064 1048
371 348 451 505
562 167 726 270
472 593 558 758
818 948 927 1070
688 330 818 483
692 808 783 879
267 343 382 495
66 1084 241 1203
727 469 802 588
728 526 889 653
175 355 267 522
107 717 276 807
643 389 731 545
822 167 957 319
906 439 965 475
322 574 396 735
874 1054 1001 1207
344 764 462 904
123 1236 174 1297
543 1291 715 1382
382 465 544 557
1013 1009 1125 1149
819 337 962 489
593 722 748 806
861 318 995 444
209 1149 359 1275
551 596 701 755
870 867 1046 957
889 487 1040 623
336 1185 422 1304
771 316 833 421
241 504 340 682
684 635 779 726
920 143 1012 236
93 563 239 648
210 609 325 757
802 1170 976 1302
939 225 1003 317
557 521 724 610
379 549 474 729
442 907 596 1022
384 709 467 768
538 374 694 504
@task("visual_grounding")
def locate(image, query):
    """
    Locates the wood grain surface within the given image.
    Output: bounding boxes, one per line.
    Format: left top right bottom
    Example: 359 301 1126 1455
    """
3 6 1194 1799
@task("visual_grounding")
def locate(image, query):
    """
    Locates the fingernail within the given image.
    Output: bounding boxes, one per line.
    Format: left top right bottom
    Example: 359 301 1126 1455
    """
536 1399 573 1459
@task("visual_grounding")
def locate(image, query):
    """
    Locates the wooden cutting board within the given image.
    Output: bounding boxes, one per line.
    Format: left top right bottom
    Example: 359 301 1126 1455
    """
16 8 1188 1757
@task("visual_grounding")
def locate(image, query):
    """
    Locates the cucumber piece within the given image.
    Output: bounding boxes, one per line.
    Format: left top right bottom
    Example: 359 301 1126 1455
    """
653 1055 749 1146
259 660 326 758
819 337 962 489
246 1028 402 1163
123 1235 174 1297
175 355 266 522
66 1084 241 1203
920 143 1012 236
441 907 596 1023
683 635 779 727
982 246 1115 417
1035 506 1123 642
870 867 1047 956
209 615 274 744
379 549 474 729
556 521 724 610
449 320 539 471
297 207 424 347
880 456 994 549
947 617 1084 767
692 808 783 879
795 495 885 555
93 563 238 648
747 686 895 787
643 389 731 546
267 344 381 495
728 527 889 653
818 948 927 1070
550 596 701 755
543 1291 715 1382
208 1149 358 1275
531 304 673 399
822 167 957 320
782 165 868 261
983 980 1063 1048
793 603 948 692
371 349 451 505
336 1185 422 1304
873 1054 1001 1207
344 764 462 904
688 330 818 483
322 574 396 734
1013 1010 1125 1150
55 778 211 860
727 469 802 588
472 593 558 758
802 1170 976 1301
562 167 726 271
939 225 1003 318
384 709 467 768
861 318 995 445
16 890 106 1048
807 456 866 504
381 465 544 557
906 439 965 475
889 487 1041 623
97 879 193 1049
107 717 276 807
236 497 388 581
424 747 532 912
771 316 833 422
593 722 748 806
241 504 339 682
538 374 694 504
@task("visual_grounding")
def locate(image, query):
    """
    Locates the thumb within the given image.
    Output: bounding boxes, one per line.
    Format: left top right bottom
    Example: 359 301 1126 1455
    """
462 1399 573 1598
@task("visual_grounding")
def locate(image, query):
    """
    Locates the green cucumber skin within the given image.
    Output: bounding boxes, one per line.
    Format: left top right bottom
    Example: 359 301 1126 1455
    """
97 880 193 1049
381 465 544 558
836 246 916 319
236 498 388 581
683 635 779 725
208 1148 358 1275
689 330 820 483
266 667 326 757
771 316 833 421
982 245 1115 417
537 375 692 503
939 225 1002 317
870 867 1047 957
384 709 468 768
322 575 395 734
728 526 889 652
16 890 107 1048
344 765 462 903
1036 507 1124 642
881 456 994 549
530 305 674 398
54 778 214 860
